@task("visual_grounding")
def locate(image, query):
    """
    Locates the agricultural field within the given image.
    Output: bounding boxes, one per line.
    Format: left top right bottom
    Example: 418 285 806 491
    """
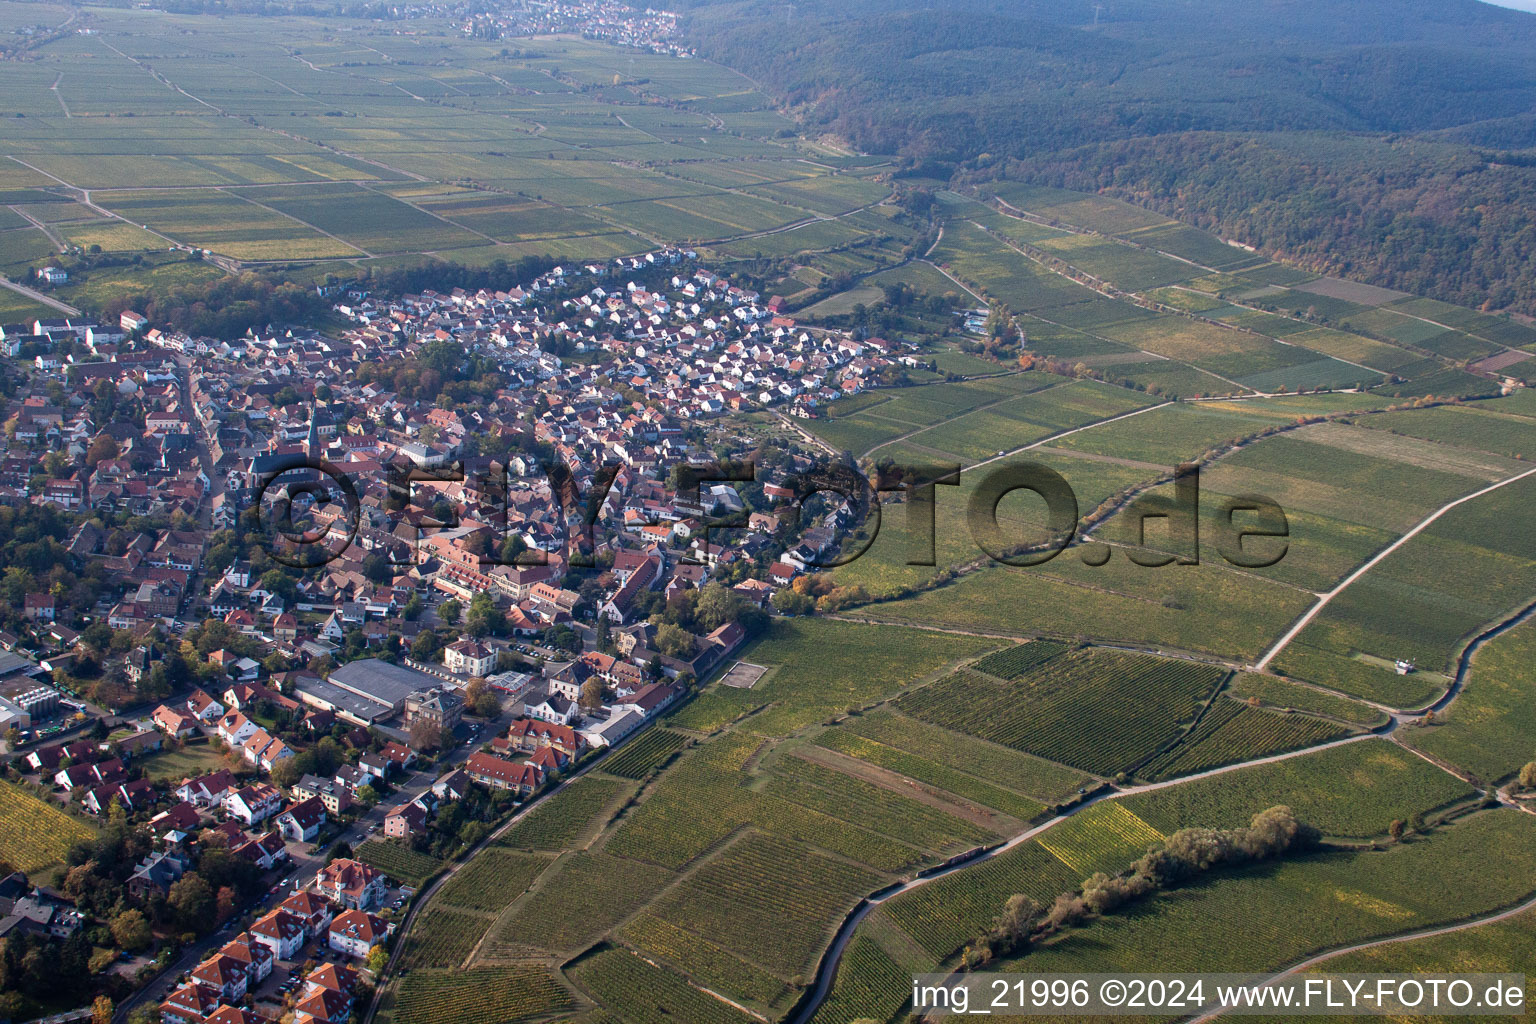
1123 739 1475 838
396 908 491 970
390 966 572 1024
567 948 757 1024
1137 699 1353 781
895 648 1228 776
1402 615 1536 784
1035 801 1168 875
0 783 96 874
647 832 885 978
878 840 1082 962
841 710 1093 803
617 914 790 1011
762 753 1002 850
673 617 1001 738
0 6 904 275
1314 903 1536 1013
1227 673 1386 726
863 553 1314 661
813 730 1046 821
495 776 635 852
436 849 551 914
354 840 447 889
1273 472 1536 702
486 852 674 956
808 933 915 1024
599 729 689 780
997 811 1536 975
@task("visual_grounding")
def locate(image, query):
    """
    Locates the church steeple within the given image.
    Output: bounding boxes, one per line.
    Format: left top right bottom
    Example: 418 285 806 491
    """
305 402 321 458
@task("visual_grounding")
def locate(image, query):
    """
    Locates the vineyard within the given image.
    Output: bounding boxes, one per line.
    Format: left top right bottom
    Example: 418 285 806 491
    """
764 755 1000 851
808 934 912 1024
649 832 885 978
487 852 674 956
436 849 551 914
354 840 446 888
1124 739 1476 837
879 841 1081 961
0 783 96 873
814 730 1045 821
1035 801 1166 875
391 966 572 1024
1004 811 1536 976
1139 701 1352 781
845 712 1091 801
496 776 635 852
600 729 689 779
618 914 789 1009
896 650 1228 775
567 948 758 1024
972 639 1071 679
397 908 490 969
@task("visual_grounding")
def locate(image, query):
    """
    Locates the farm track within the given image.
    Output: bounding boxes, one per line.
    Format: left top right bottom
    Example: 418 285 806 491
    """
1253 463 1536 672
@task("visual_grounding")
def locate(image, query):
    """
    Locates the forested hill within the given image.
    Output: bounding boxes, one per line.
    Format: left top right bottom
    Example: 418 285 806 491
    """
979 133 1536 314
678 0 1536 163
680 0 1536 315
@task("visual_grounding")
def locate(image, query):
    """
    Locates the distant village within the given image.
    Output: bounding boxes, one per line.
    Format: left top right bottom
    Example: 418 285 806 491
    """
0 247 920 1024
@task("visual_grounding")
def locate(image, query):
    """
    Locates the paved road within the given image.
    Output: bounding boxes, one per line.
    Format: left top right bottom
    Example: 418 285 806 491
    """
0 274 79 315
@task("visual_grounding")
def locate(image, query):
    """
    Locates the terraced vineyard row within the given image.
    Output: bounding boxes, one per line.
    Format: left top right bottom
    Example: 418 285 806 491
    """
1141 701 1352 781
601 729 689 779
896 650 1227 775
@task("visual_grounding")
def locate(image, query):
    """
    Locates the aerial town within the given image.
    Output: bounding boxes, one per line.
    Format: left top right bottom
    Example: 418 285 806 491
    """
0 246 915 1024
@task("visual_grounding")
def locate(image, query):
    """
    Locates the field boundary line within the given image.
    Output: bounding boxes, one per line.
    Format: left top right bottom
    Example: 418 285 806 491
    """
1253 463 1536 672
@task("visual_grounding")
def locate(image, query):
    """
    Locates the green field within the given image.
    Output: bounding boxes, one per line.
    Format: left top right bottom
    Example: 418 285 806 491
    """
1402 615 1536 784
1123 739 1475 838
896 648 1227 776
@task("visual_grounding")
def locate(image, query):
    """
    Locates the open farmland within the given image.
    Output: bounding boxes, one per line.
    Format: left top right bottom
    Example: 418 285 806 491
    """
0 6 895 275
895 648 1228 776
1000 811 1536 975
1273 471 1536 703
1124 739 1475 837
1402 614 1536 784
